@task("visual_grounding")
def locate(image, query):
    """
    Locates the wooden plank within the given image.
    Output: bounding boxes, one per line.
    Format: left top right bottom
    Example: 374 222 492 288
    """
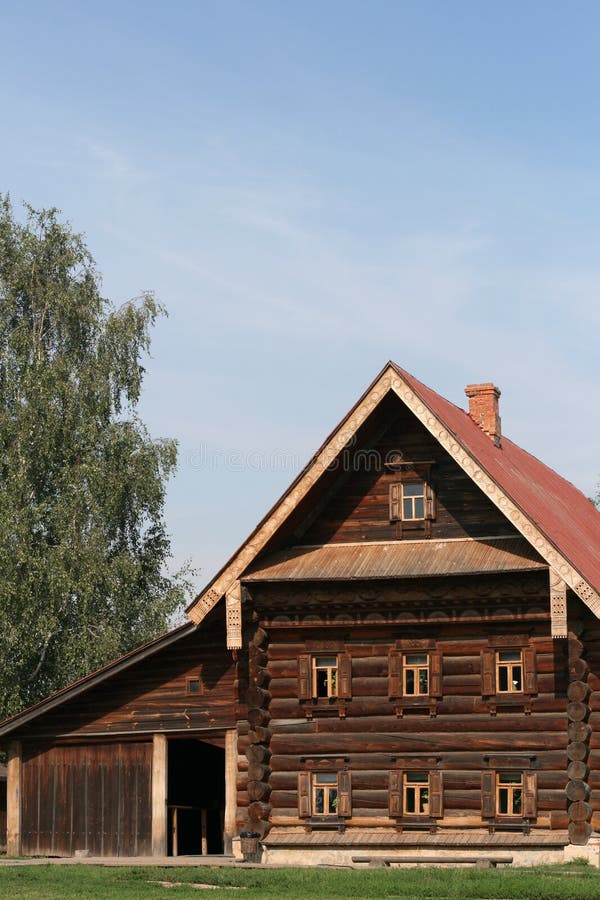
224 729 237 855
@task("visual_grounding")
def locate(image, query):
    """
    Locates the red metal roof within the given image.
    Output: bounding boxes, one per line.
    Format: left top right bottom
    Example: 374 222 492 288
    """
391 362 600 598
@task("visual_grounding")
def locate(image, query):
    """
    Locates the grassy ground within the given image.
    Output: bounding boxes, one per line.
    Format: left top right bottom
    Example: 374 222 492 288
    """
0 862 598 899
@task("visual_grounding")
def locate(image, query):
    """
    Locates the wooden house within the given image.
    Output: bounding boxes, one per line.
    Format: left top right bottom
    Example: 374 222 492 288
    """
0 764 6 852
1 362 600 865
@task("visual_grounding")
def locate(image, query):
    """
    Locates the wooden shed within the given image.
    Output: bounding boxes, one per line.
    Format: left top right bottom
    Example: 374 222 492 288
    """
1 362 600 864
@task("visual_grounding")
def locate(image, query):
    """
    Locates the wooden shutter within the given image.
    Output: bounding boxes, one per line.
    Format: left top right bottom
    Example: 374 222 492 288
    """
338 653 352 699
481 771 495 818
337 770 352 817
429 771 444 818
523 647 537 694
298 771 311 818
523 771 537 818
481 649 495 696
389 483 401 521
430 651 443 697
389 770 402 817
389 650 403 698
425 482 436 520
298 654 311 701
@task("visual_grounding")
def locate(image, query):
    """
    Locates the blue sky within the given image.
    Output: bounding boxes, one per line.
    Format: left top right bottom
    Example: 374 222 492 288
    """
3 2 600 592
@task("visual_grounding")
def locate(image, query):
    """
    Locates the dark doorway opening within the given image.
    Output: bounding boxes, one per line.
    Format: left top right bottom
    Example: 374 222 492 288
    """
167 738 225 856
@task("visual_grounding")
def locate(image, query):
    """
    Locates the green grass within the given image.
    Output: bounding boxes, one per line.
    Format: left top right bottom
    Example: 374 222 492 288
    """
0 861 597 900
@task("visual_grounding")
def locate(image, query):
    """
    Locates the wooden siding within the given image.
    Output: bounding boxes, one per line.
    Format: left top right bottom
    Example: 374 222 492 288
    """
21 742 152 857
301 397 518 545
15 607 238 740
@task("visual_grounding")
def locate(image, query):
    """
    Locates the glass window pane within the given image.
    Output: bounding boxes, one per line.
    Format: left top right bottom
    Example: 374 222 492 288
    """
499 788 508 815
328 789 338 814
418 669 429 694
316 657 337 667
406 654 427 665
419 788 429 813
315 788 324 814
406 772 427 783
498 667 508 692
404 483 423 497
403 498 413 518
414 497 425 518
406 787 415 813
499 773 522 784
499 651 521 662
512 666 522 691
405 669 415 694
513 790 522 814
316 669 328 696
315 773 337 784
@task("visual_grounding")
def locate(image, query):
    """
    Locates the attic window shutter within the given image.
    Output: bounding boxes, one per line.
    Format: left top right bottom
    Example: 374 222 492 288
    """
481 771 495 818
523 771 537 818
298 771 311 818
430 651 443 697
481 649 495 696
425 482 436 520
337 770 352 817
389 650 403 698
298 654 311 700
338 653 352 699
523 647 537 694
429 771 444 818
389 483 401 521
389 770 402 817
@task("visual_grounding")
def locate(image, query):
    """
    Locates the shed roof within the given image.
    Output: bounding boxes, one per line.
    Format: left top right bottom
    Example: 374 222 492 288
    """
243 536 547 583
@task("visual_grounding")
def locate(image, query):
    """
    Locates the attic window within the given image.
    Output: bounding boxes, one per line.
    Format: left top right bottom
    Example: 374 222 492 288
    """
389 481 435 523
186 677 202 695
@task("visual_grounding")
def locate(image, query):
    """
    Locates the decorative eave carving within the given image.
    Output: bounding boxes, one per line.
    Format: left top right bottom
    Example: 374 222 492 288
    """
550 570 568 639
225 581 242 650
188 365 600 625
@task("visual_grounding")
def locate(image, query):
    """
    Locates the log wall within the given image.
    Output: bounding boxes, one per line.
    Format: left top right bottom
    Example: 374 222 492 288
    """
247 576 570 833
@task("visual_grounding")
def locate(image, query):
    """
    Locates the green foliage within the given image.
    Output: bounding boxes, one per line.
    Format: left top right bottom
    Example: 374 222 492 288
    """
0 197 192 719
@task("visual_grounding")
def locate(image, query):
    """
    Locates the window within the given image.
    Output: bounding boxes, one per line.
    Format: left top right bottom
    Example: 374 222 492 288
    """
497 651 522 693
389 770 443 818
481 770 537 820
481 644 537 698
313 772 338 815
404 653 429 695
186 676 202 695
297 653 352 704
313 656 338 698
496 772 522 817
404 771 429 815
298 769 352 819
390 480 436 523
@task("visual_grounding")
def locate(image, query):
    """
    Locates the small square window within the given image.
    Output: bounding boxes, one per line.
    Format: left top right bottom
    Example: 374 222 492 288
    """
496 772 523 816
312 656 338 698
497 651 523 693
404 654 429 695
186 677 202 695
404 771 429 815
312 772 338 815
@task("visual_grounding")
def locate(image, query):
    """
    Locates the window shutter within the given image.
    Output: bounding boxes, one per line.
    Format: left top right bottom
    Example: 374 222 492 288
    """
389 483 401 521
298 654 311 701
337 770 352 817
430 651 443 697
429 771 444 818
338 653 352 699
389 650 403 698
523 771 537 818
389 770 402 817
481 649 495 696
481 771 495 818
523 647 537 694
425 482 436 520
298 771 311 818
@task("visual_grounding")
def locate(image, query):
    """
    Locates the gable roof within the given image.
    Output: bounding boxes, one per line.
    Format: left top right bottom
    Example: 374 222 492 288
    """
188 361 600 623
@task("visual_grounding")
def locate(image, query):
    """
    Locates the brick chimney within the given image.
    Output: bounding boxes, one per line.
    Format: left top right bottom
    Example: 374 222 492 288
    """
465 383 501 446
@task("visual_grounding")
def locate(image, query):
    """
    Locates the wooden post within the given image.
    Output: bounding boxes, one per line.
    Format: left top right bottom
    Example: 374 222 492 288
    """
152 734 168 857
201 808 208 855
223 729 237 855
6 740 22 857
